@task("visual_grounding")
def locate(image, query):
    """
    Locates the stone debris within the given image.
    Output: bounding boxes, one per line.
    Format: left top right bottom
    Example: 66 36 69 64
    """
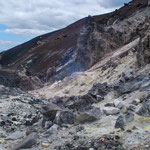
0 1 150 150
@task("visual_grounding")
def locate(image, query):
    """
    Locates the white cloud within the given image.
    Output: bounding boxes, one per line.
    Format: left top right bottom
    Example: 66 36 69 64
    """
0 40 20 51
98 0 131 8
3 28 52 36
0 0 124 37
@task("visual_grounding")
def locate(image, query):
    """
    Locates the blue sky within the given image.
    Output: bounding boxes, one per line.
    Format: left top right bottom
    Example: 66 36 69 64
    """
0 0 130 52
0 24 31 42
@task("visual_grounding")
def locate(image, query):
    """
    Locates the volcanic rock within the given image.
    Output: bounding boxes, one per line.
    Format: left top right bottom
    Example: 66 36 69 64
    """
0 0 150 149
115 115 126 130
41 103 61 121
88 82 110 101
12 132 38 150
75 107 102 123
54 111 74 125
103 107 120 115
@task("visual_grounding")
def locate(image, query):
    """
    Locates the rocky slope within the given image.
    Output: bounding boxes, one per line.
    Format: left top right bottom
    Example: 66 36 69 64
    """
0 0 150 150
0 0 149 90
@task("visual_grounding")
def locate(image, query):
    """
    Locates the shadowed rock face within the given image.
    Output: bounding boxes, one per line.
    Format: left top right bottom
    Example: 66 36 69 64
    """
0 0 149 90
136 17 150 66
0 69 21 87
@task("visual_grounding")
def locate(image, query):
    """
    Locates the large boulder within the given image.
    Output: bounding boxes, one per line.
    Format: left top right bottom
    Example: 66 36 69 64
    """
88 82 110 101
75 107 102 123
41 103 61 121
115 115 126 130
113 73 147 96
54 111 74 125
103 107 120 115
64 94 97 111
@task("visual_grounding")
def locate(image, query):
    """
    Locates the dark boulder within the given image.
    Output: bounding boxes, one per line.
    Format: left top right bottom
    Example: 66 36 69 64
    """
88 82 110 101
113 73 147 96
115 115 126 130
64 94 96 111
41 103 61 123
75 107 102 123
54 111 74 125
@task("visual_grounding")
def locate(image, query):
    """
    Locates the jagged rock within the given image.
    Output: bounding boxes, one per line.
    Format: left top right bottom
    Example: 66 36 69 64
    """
113 75 144 95
54 111 74 125
12 132 38 150
64 94 96 111
88 82 110 101
1 1 150 150
103 107 120 115
113 71 150 96
75 107 102 123
41 103 61 121
115 115 126 130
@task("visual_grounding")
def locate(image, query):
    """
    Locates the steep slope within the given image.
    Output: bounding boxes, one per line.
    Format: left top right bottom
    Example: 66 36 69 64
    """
0 0 149 91
1 1 150 150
